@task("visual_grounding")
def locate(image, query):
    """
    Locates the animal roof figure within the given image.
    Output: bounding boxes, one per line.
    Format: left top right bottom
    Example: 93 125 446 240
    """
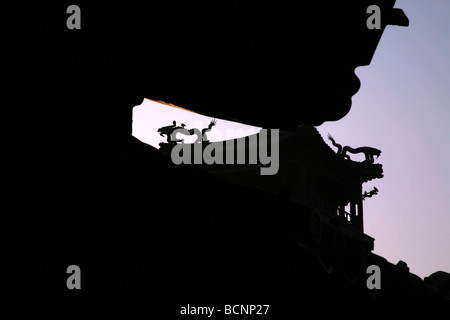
328 134 381 164
157 119 218 145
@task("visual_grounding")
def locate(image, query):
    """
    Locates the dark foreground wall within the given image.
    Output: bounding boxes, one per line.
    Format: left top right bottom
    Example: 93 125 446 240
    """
4 2 447 301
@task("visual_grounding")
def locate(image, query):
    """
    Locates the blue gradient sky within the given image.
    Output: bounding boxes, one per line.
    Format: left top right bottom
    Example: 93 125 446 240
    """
132 0 450 278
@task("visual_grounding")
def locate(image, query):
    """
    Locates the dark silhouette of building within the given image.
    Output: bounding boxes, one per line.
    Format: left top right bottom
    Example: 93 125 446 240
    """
5 1 448 301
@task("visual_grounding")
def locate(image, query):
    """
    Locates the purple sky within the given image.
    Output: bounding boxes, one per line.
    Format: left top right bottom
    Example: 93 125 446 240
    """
133 0 450 279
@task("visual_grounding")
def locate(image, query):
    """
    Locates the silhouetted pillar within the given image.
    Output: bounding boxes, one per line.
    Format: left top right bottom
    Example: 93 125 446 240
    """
338 205 345 218
350 200 356 222
356 186 364 232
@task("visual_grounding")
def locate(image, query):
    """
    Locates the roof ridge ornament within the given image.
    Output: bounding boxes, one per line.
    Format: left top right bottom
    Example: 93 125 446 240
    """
327 133 381 164
362 187 379 200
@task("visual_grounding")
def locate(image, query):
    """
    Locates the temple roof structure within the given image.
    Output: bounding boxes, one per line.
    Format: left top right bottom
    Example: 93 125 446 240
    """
159 125 384 236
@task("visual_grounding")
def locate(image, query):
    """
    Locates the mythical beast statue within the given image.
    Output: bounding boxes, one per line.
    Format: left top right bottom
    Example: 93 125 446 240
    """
327 134 381 164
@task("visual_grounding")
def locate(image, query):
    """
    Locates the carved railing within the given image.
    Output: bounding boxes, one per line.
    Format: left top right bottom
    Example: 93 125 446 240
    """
310 193 364 232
